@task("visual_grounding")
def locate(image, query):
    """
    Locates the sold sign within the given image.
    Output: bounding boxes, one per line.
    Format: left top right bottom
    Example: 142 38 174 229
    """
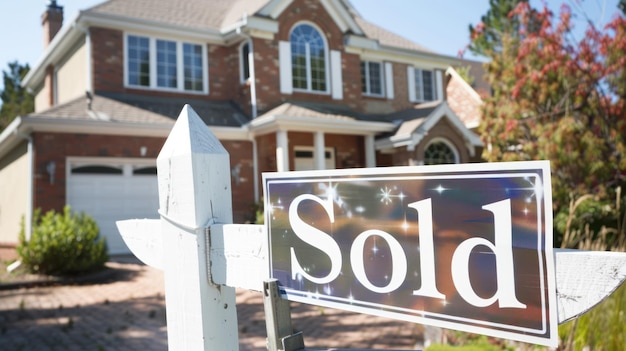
264 161 557 347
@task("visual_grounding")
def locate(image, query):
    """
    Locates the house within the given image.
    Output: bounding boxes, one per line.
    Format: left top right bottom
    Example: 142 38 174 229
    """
0 0 484 257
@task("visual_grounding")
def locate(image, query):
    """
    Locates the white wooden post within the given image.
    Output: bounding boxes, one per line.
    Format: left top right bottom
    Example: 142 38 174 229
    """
157 105 238 350
117 105 626 350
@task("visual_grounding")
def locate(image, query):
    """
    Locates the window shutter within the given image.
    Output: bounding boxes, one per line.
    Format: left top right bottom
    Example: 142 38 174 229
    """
407 66 416 103
330 50 343 100
435 70 444 101
279 41 292 94
385 62 394 99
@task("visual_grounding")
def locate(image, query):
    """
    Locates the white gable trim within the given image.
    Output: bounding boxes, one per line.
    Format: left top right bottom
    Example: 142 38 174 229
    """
258 0 363 35
258 0 293 18
248 114 395 137
375 103 482 153
319 0 364 35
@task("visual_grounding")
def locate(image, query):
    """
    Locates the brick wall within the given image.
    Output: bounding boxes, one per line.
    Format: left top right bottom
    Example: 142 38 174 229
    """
31 132 254 223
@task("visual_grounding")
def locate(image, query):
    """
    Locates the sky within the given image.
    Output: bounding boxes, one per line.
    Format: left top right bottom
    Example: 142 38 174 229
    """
0 0 621 95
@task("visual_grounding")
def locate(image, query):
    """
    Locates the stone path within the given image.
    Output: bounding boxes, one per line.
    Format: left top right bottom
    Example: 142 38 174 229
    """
0 257 424 350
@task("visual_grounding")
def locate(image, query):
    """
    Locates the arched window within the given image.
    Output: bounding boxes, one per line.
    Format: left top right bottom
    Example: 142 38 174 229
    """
424 139 459 165
290 23 327 92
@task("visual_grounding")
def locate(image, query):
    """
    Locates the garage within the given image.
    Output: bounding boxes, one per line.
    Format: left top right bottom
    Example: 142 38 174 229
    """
67 158 159 255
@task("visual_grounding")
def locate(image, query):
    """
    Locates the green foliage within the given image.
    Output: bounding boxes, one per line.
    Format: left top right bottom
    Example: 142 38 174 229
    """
0 61 34 131
16 206 108 276
559 282 626 351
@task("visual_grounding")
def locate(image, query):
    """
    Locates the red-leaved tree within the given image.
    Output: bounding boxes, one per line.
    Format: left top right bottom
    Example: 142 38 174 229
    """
470 1 626 247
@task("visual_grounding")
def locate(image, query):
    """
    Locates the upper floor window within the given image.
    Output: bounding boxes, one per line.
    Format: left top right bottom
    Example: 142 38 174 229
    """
361 61 383 96
424 139 458 165
125 34 207 93
127 36 150 86
290 23 327 92
416 69 434 101
240 41 250 83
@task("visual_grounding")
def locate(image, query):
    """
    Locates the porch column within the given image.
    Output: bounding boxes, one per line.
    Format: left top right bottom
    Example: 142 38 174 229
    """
276 130 289 172
314 131 325 170
365 134 376 168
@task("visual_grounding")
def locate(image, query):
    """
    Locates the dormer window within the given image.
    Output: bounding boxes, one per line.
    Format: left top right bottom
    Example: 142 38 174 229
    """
290 23 328 93
125 34 208 93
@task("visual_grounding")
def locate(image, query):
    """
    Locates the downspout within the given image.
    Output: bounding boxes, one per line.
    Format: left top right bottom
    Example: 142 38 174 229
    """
251 136 259 203
13 129 33 241
236 14 260 202
235 15 258 119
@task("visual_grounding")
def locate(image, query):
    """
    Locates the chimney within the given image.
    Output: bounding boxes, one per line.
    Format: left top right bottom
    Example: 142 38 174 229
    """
42 0 64 49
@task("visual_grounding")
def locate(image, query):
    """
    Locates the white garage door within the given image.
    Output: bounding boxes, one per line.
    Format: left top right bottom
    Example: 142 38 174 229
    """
67 159 159 255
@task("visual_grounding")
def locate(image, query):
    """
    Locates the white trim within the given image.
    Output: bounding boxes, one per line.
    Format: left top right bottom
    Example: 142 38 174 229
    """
330 50 343 100
374 102 482 152
258 0 293 18
423 137 460 164
289 22 330 94
407 66 416 103
319 0 364 35
314 132 326 170
279 41 292 94
344 34 464 67
248 114 395 136
385 62 394 99
365 134 376 167
361 60 385 97
276 130 289 172
435 70 444 101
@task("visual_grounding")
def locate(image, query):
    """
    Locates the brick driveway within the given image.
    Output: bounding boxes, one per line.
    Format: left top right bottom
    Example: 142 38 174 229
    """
0 257 423 350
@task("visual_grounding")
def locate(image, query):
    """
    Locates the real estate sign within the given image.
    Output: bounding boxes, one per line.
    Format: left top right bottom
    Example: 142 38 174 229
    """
263 161 557 347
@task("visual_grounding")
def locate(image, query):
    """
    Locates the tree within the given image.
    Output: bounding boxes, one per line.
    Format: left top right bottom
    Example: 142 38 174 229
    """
0 61 34 131
469 2 626 247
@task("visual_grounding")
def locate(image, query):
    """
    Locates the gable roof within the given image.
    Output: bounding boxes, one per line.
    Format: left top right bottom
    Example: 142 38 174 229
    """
249 101 395 135
375 102 482 153
353 16 432 53
98 92 250 127
29 94 174 124
445 67 483 129
85 0 269 31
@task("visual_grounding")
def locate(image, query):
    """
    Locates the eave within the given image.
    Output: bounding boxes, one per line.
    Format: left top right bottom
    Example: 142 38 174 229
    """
344 34 464 68
0 117 250 160
247 114 395 136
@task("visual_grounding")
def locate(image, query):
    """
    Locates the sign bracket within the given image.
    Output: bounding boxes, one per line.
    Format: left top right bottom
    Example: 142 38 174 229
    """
263 279 413 351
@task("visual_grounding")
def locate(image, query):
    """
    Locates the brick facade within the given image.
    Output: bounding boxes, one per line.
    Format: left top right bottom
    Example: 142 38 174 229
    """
31 132 255 223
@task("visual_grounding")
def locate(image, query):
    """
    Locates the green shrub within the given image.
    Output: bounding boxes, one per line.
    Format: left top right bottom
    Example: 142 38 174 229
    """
17 206 108 275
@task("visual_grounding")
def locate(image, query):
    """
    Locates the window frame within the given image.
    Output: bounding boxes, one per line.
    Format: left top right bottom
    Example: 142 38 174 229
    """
289 22 330 94
361 60 385 97
423 138 459 165
124 33 208 94
412 67 437 103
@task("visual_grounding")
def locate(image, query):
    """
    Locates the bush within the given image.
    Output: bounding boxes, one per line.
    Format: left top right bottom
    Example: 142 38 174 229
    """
16 206 108 275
